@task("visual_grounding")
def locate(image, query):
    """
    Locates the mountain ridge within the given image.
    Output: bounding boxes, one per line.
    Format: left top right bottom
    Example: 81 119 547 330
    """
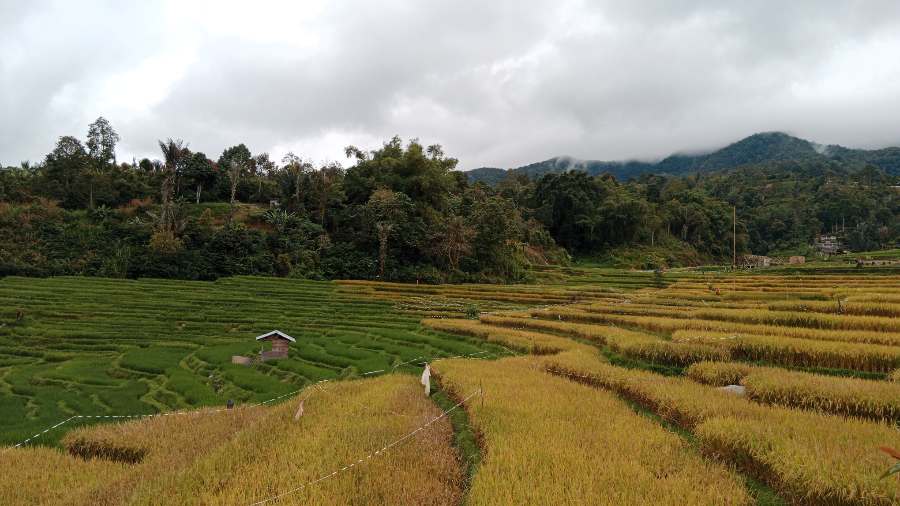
465 132 900 184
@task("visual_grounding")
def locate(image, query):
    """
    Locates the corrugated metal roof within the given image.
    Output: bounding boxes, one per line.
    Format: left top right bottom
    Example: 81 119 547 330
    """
254 330 296 342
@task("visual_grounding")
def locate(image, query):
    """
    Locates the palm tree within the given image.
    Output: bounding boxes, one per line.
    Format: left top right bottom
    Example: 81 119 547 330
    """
157 138 186 231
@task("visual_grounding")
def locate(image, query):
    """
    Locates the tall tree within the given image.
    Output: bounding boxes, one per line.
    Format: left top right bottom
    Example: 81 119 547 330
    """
86 117 119 167
228 159 245 207
433 214 476 271
41 136 90 208
158 138 187 232
85 117 120 209
365 188 411 278
218 144 252 172
281 152 312 207
312 163 343 228
182 152 215 204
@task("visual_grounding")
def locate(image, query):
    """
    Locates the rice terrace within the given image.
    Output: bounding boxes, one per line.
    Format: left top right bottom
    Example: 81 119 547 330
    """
6 2 900 504
0 264 899 504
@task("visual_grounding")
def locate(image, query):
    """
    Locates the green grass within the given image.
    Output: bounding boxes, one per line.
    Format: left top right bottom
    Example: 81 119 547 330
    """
431 386 482 491
0 275 511 446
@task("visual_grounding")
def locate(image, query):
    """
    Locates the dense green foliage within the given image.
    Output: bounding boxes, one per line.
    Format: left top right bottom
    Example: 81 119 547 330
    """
2 121 898 275
0 120 565 281
477 136 899 263
701 161 900 254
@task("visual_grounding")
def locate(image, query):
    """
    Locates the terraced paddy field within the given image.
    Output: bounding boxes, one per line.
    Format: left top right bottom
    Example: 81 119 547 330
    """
0 273 643 447
3 269 900 504
427 271 900 504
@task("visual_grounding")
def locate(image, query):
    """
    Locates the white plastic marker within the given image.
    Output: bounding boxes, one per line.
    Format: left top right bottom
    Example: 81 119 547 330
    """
420 363 431 396
247 388 482 506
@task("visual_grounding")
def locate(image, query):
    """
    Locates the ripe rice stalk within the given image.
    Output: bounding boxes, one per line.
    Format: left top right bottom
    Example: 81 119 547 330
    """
2 375 462 505
768 300 900 318
544 356 900 505
433 355 752 505
685 361 754 387
532 308 900 347
687 361 900 422
672 330 900 373
480 314 729 366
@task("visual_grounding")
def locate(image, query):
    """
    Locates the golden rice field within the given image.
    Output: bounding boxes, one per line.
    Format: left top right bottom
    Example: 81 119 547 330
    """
3 269 900 504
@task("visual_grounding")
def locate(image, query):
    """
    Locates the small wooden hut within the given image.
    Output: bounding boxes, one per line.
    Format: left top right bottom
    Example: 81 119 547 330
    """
255 330 295 361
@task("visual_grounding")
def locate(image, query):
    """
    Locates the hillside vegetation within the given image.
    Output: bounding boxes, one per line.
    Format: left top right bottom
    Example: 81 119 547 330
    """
4 121 897 280
467 132 900 183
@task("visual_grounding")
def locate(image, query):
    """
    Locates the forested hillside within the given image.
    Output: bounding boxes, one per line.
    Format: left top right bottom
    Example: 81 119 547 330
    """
468 132 900 184
1 119 898 279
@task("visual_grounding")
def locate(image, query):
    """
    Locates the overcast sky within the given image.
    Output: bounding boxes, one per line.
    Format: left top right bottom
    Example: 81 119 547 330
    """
3 1 900 170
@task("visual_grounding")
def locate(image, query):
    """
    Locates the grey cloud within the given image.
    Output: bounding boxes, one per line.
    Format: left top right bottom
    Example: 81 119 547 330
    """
3 0 900 169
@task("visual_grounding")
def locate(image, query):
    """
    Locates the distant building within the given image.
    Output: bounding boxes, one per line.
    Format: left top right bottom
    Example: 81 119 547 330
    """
740 255 771 268
789 256 806 264
814 235 842 255
255 330 295 361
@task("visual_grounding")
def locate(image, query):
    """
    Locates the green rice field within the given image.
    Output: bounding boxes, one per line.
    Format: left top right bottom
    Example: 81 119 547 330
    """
0 276 519 446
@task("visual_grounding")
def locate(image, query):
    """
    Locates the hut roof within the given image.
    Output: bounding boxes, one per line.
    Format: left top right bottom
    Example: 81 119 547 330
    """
254 330 296 342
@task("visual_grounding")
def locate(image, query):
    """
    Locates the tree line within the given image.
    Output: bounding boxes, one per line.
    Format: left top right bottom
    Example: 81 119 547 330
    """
1 117 897 281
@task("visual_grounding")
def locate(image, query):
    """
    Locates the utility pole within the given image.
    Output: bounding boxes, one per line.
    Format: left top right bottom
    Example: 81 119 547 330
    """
732 206 737 268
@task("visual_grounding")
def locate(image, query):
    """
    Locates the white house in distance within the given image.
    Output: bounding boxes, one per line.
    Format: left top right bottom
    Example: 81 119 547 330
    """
256 330 295 361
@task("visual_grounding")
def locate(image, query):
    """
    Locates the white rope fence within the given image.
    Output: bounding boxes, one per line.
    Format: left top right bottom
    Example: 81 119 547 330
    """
247 388 483 506
2 349 509 452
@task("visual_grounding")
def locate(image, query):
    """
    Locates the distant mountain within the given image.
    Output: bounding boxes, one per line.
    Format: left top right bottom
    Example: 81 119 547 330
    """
465 132 900 184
